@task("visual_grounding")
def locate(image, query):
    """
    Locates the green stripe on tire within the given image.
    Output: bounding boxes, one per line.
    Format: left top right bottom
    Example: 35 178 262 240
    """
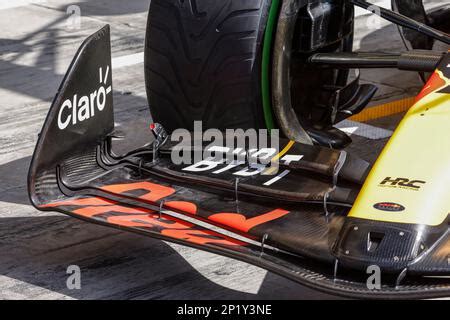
261 0 281 130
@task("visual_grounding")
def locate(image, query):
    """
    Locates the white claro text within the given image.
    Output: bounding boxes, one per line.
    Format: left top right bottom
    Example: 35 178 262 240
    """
58 66 112 130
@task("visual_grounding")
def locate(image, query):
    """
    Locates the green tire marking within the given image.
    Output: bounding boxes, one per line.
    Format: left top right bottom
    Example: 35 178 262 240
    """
261 0 281 130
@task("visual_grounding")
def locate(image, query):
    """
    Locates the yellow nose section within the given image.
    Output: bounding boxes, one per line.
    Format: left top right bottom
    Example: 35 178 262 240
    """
349 66 450 227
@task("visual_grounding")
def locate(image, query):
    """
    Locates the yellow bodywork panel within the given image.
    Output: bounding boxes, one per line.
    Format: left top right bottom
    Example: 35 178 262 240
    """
349 69 450 226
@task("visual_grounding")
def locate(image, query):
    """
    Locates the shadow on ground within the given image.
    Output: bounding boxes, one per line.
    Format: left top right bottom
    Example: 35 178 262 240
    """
0 156 31 205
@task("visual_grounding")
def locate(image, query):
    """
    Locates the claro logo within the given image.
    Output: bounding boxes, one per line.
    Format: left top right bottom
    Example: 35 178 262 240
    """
57 66 112 130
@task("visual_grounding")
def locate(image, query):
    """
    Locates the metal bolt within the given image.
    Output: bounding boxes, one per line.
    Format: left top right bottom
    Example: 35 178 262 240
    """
394 256 400 262
399 232 405 236
353 226 359 231
345 250 350 255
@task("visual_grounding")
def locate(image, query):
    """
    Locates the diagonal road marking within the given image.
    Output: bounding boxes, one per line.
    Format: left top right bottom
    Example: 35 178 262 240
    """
337 120 393 140
112 52 144 69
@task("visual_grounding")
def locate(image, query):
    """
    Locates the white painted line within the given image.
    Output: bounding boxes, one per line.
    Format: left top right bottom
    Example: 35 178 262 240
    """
263 170 290 186
0 0 46 10
337 120 393 140
111 52 144 69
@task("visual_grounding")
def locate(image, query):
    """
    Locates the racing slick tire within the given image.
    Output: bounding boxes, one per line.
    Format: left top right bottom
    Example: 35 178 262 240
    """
144 0 271 132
